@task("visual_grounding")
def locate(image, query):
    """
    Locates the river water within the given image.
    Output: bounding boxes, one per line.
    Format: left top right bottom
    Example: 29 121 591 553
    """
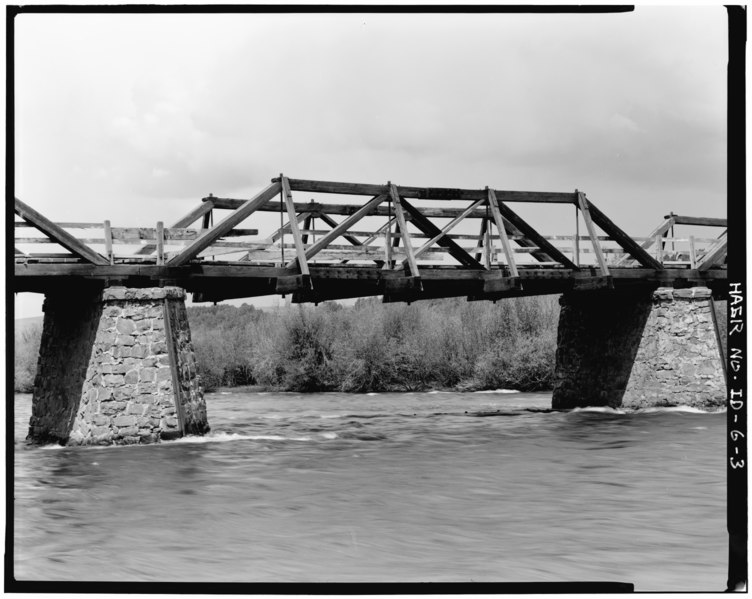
13 390 728 590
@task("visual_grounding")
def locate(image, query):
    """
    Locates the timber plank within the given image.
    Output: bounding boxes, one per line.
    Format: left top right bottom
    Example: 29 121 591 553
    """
696 236 728 271
663 215 728 227
576 191 609 276
487 188 519 277
135 200 215 255
14 197 109 265
388 188 422 280
399 198 485 269
167 182 280 267
493 200 579 269
281 176 311 277
210 198 569 220
299 194 386 263
273 177 574 203
586 198 664 270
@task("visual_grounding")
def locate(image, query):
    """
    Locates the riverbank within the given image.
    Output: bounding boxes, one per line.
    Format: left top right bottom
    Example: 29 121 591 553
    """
14 295 560 394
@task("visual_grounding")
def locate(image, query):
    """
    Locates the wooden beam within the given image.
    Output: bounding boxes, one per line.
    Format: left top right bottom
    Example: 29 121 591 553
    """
104 220 114 265
492 199 579 269
585 197 664 270
688 235 697 269
301 214 313 245
316 212 364 247
483 222 492 269
14 197 109 265
389 185 422 279
398 197 485 270
696 236 728 271
135 199 216 255
576 191 609 276
474 218 487 263
663 215 728 227
281 176 311 277
295 194 387 264
410 198 486 262
166 182 280 267
272 177 575 203
487 188 519 278
614 217 674 266
210 197 566 220
156 221 165 265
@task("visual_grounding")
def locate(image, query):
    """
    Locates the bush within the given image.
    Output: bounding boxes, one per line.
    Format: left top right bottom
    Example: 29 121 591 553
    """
14 322 42 393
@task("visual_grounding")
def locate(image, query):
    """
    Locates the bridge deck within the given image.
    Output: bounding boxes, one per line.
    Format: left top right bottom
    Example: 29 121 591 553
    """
14 176 728 303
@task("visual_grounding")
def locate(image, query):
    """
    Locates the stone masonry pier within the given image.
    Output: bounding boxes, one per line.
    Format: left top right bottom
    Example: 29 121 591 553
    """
552 286 726 410
28 287 210 445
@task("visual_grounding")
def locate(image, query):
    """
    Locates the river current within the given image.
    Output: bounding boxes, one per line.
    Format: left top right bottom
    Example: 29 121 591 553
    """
13 390 727 590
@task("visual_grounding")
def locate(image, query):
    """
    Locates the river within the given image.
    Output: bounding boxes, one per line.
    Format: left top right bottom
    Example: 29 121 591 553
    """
12 390 728 590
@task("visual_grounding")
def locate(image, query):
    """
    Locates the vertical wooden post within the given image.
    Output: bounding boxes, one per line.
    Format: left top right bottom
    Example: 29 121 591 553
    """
576 191 609 276
574 206 580 267
104 220 114 265
689 235 697 269
388 183 420 279
487 188 518 277
156 221 165 265
281 175 311 277
384 219 392 266
483 219 492 269
654 234 662 262
475 217 488 263
301 214 312 245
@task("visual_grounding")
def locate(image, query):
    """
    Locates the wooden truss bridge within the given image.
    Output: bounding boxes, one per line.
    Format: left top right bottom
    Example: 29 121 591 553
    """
14 176 728 303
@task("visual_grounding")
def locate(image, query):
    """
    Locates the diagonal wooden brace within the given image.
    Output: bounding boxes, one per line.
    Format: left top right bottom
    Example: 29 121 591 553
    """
167 181 280 267
397 197 484 270
15 197 109 265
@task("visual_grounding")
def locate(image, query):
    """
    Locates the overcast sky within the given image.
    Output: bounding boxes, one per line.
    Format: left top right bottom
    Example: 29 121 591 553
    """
13 7 728 316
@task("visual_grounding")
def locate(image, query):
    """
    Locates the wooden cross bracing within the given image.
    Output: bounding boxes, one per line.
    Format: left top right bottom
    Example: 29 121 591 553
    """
14 176 727 302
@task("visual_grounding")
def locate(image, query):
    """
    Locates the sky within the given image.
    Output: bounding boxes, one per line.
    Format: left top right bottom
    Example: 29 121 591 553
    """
12 7 729 317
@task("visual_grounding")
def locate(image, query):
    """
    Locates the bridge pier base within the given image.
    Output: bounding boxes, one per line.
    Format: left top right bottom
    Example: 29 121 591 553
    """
28 286 210 445
552 286 726 410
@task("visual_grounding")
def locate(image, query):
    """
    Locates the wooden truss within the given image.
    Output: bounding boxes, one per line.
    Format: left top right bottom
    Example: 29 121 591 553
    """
14 177 728 303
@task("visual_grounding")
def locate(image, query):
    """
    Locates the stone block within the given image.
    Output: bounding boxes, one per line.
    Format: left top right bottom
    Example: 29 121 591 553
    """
104 306 122 318
140 368 156 382
131 344 146 359
93 414 109 426
114 414 137 427
152 319 165 330
103 374 125 386
103 287 127 301
97 331 117 346
156 367 172 382
151 341 167 354
116 319 136 335
124 370 139 384
117 335 135 346
117 426 139 437
137 382 157 394
101 401 127 415
126 403 145 416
